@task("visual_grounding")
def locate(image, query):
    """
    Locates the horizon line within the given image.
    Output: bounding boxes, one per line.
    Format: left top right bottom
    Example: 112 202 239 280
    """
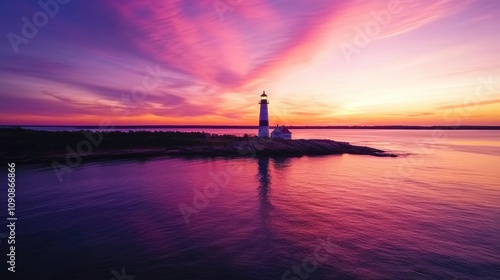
1 125 500 130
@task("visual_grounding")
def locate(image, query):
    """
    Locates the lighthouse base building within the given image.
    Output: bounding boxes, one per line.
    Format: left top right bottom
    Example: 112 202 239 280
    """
271 125 292 140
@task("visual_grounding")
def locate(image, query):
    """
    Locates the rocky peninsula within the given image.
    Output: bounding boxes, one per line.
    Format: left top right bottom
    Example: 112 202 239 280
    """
173 138 396 157
0 128 396 165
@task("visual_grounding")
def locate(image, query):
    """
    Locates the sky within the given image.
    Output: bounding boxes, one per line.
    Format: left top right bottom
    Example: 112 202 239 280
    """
0 0 499 126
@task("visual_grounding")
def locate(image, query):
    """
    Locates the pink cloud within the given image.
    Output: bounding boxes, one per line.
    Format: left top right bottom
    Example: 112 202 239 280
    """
85 0 490 124
376 0 476 39
236 0 476 92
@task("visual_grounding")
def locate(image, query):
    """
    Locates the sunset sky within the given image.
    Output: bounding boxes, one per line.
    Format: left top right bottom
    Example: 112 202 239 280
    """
1 0 499 126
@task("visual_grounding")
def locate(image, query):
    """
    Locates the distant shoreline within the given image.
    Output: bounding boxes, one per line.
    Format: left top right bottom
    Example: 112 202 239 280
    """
1 125 500 130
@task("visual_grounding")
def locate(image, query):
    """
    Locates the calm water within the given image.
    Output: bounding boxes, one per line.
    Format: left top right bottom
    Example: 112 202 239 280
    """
1 129 499 279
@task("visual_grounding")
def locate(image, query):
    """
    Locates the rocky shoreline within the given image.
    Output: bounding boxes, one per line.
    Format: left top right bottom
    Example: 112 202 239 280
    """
169 138 396 157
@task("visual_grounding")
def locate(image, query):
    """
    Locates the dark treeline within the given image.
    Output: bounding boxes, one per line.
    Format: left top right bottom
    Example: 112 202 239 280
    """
0 128 245 155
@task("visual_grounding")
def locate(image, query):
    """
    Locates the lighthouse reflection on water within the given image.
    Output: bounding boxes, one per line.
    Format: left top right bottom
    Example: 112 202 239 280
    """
256 156 291 227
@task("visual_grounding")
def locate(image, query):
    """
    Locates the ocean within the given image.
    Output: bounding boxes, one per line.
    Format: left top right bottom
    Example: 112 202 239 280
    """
1 129 499 279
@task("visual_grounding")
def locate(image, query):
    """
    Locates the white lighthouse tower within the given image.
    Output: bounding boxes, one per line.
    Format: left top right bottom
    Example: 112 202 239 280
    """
258 91 269 138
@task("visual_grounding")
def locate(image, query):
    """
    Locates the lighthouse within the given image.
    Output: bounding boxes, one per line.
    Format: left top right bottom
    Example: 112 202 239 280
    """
258 91 269 138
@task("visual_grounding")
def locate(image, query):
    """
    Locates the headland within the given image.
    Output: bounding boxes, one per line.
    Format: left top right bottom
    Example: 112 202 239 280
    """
0 128 397 165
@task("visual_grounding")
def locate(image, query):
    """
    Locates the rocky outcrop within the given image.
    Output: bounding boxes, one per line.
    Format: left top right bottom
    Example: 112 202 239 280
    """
169 138 396 157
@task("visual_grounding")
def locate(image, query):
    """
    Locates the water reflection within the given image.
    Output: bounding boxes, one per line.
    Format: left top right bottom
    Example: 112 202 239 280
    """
257 157 271 226
257 156 293 225
271 156 292 170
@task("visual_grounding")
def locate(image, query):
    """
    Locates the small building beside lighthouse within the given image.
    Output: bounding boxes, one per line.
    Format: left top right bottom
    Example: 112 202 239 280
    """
271 125 292 140
258 91 269 138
